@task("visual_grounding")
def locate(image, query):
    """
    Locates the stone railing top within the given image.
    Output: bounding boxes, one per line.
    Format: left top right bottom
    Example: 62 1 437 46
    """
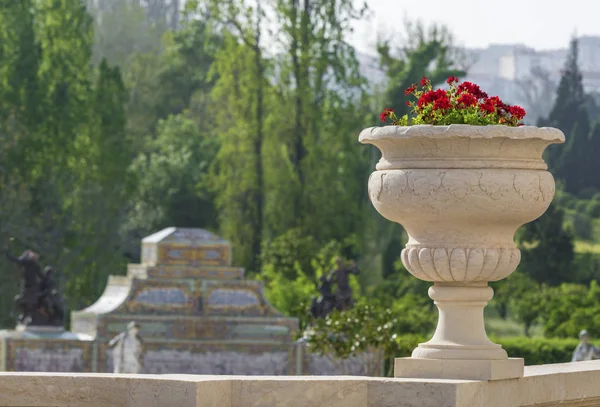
2 361 600 407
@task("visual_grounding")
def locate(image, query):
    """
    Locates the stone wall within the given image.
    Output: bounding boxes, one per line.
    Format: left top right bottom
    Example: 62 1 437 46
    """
307 352 383 376
103 342 297 375
2 361 600 406
1 338 94 372
0 336 377 376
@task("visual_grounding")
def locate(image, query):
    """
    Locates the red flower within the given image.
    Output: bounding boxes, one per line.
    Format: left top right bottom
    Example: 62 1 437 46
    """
378 78 523 127
433 96 452 111
508 105 526 120
479 99 496 114
457 81 488 99
487 96 504 107
380 108 395 122
479 96 505 114
418 89 447 108
456 93 477 107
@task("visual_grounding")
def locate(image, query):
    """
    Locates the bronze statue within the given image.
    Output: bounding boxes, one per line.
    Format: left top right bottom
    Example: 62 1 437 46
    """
329 257 359 311
6 250 65 327
309 257 360 319
310 274 336 318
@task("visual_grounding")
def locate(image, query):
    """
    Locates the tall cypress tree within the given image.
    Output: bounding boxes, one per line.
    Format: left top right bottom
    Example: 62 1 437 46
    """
543 37 591 194
587 121 600 191
560 109 591 192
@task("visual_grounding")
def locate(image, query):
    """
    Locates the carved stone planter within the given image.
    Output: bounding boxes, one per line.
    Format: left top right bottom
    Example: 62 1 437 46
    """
359 124 564 381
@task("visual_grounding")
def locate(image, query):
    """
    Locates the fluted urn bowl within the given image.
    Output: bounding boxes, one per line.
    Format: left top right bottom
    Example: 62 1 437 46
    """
360 124 564 283
360 125 564 379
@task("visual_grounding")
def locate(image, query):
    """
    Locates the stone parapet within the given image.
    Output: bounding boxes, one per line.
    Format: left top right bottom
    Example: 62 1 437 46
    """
1 361 600 406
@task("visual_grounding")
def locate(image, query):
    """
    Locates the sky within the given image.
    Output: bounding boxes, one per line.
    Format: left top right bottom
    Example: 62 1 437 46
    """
350 0 600 55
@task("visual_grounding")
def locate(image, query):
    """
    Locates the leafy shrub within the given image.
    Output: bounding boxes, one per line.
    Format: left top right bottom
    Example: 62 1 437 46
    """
259 230 361 327
543 281 600 338
496 337 579 365
304 297 436 376
585 199 600 218
260 228 319 280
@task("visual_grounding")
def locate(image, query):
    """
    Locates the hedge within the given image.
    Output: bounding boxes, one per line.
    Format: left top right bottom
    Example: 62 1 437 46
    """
395 335 579 366
496 337 579 365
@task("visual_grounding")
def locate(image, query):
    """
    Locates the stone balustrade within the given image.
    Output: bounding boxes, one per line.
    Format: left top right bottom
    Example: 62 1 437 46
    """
1 361 599 407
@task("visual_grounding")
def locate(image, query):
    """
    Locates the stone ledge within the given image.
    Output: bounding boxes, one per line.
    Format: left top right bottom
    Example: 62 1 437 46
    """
0 361 599 407
394 357 524 381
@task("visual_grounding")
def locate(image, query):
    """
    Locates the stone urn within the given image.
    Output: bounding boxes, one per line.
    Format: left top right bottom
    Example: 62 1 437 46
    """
359 124 564 381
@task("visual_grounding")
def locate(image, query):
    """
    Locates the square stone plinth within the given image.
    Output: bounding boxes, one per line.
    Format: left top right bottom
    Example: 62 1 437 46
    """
394 357 524 381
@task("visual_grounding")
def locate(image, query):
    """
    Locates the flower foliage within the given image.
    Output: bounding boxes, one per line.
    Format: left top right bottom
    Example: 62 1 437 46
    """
381 76 526 127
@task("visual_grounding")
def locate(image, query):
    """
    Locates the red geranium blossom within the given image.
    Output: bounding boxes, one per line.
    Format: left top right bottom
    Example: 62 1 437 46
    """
487 96 504 107
380 108 395 122
405 85 417 95
457 93 478 107
433 96 452 111
457 81 488 99
508 105 526 120
418 89 447 108
420 77 428 86
447 76 459 85
479 99 496 114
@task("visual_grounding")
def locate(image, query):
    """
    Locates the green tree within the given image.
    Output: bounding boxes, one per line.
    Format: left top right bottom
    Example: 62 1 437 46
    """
260 228 319 281
123 16 221 153
208 30 266 271
541 37 592 194
125 113 218 254
121 17 223 258
558 110 591 193
64 58 132 305
584 121 600 191
198 0 267 272
0 0 134 317
505 272 543 337
90 0 166 68
543 281 600 338
269 0 368 231
518 200 575 285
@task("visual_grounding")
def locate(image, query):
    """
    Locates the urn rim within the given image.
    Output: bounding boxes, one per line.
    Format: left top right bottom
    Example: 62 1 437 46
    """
359 124 565 144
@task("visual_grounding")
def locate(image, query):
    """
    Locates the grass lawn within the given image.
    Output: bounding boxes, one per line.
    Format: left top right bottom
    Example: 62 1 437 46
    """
574 240 600 254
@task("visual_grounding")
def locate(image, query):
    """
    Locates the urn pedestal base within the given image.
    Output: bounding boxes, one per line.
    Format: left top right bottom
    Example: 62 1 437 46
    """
394 357 524 381
394 283 525 381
